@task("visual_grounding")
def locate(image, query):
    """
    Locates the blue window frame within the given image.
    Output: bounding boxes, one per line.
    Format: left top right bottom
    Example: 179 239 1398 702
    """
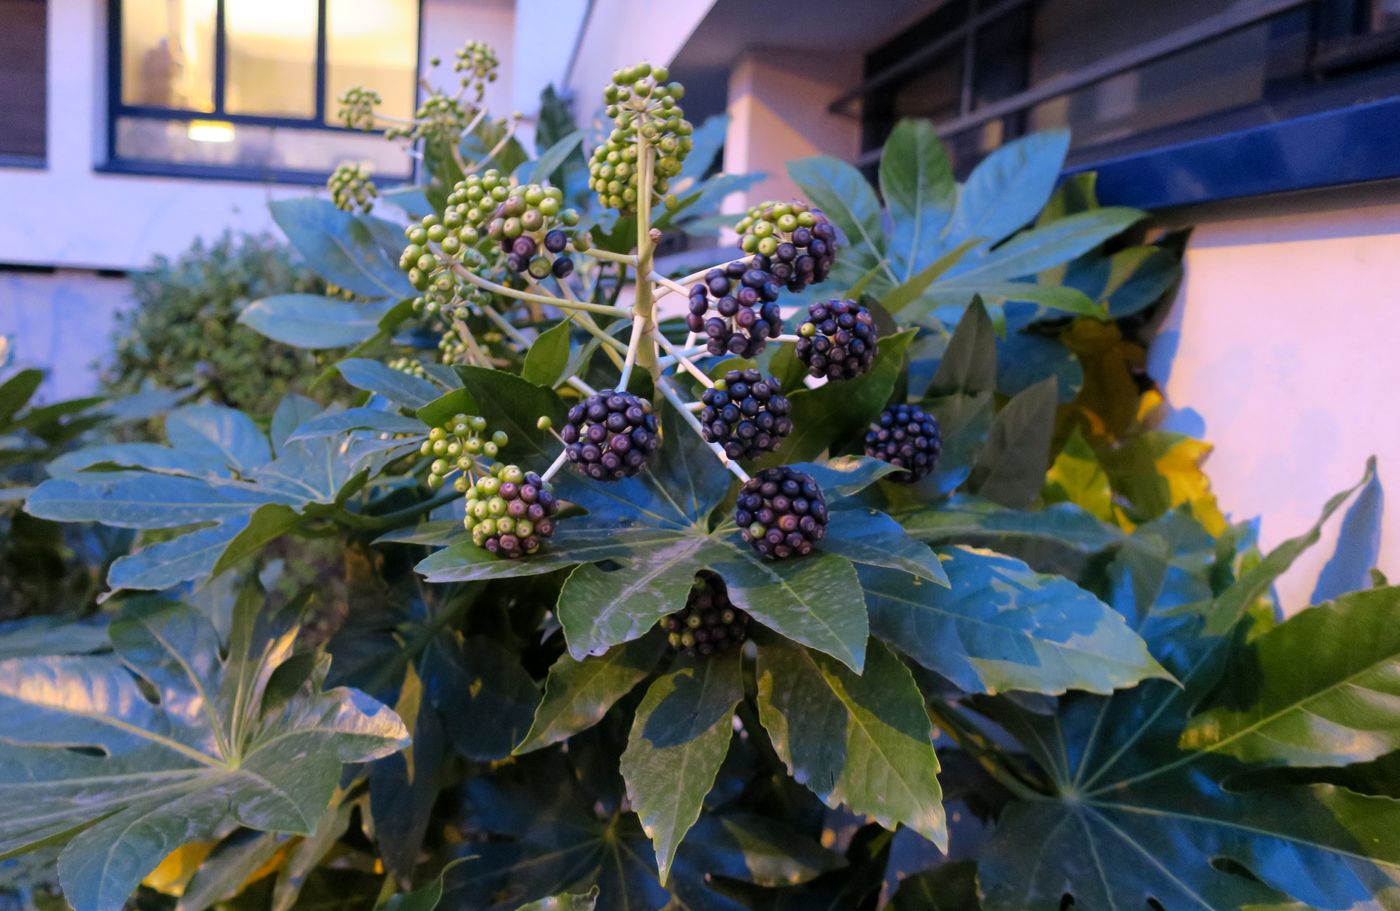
105 0 423 184
847 0 1400 208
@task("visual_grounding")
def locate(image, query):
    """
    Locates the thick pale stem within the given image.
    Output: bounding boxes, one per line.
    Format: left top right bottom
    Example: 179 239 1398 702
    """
657 378 750 484
651 329 713 388
541 446 572 483
648 271 691 298
519 272 627 368
476 304 600 396
583 248 637 266
619 313 648 390
632 131 659 381
773 334 803 343
451 318 491 366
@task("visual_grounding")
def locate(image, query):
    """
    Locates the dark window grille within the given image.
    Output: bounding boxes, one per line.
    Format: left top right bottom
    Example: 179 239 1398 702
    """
0 0 47 166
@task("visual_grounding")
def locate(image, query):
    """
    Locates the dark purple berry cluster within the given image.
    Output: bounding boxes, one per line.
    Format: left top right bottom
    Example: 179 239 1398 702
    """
561 390 660 481
735 201 839 292
736 466 828 559
865 404 942 482
661 572 750 656
499 229 574 279
795 300 879 381
686 258 784 357
463 463 560 558
699 369 792 461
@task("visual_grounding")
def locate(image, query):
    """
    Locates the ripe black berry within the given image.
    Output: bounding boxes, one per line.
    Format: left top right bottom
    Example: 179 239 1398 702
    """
736 201 839 292
463 463 560 558
686 257 784 358
661 572 750 656
700 369 792 461
795 300 879 381
865 404 942 482
561 390 660 481
736 467 828 559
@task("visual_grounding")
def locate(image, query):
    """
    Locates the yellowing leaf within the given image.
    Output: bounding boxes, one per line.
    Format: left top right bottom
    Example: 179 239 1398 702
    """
143 842 215 896
1154 436 1226 535
1043 428 1114 523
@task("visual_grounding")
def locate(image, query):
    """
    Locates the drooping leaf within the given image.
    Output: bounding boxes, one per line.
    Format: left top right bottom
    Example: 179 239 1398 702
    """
0 599 407 911
166 405 271 474
338 358 443 409
863 547 1169 696
621 649 743 883
1181 586 1400 767
947 131 1069 250
821 507 949 585
238 295 396 349
269 198 414 299
929 300 997 398
516 632 667 754
968 376 1058 509
1312 467 1384 603
788 155 889 288
421 635 539 762
755 638 945 848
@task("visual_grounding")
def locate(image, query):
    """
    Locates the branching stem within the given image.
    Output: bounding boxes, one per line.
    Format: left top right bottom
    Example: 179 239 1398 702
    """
657 378 749 484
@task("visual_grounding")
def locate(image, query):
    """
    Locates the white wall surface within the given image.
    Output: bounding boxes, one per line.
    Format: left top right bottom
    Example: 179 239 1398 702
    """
1152 187 1400 611
564 0 716 109
0 0 516 273
0 270 133 401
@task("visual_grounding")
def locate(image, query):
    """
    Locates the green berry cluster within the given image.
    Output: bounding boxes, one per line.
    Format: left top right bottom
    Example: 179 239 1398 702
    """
387 93 469 147
337 86 380 131
419 413 509 490
328 163 377 213
400 210 469 291
413 283 491 323
589 63 693 212
462 463 560 558
389 356 428 379
734 200 838 291
454 40 500 100
437 330 470 365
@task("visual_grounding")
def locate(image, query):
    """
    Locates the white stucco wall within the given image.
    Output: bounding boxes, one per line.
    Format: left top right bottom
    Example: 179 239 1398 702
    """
564 0 716 109
1152 188 1399 611
0 0 519 273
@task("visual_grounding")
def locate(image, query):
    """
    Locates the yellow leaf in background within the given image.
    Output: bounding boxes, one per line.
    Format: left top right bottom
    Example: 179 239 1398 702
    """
142 842 215 896
1153 436 1227 535
1044 428 1116 523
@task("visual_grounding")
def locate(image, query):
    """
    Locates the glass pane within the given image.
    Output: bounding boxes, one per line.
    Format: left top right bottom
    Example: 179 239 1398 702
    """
120 0 216 111
225 0 318 117
326 0 419 124
114 115 413 178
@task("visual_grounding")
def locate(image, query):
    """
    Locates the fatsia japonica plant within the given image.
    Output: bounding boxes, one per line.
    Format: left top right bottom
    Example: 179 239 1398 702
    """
4 37 1397 911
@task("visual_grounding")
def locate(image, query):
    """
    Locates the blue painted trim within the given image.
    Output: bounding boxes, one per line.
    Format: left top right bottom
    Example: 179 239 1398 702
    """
1069 96 1400 209
95 159 412 186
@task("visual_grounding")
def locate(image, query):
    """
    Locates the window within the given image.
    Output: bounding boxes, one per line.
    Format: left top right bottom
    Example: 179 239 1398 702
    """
849 0 1400 207
107 0 421 183
0 0 46 166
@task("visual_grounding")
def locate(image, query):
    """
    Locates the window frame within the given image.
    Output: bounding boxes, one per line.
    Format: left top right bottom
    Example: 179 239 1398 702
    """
851 0 1400 209
103 0 425 184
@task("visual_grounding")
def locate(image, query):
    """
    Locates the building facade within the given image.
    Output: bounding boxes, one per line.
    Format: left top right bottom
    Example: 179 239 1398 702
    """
1 0 1395 599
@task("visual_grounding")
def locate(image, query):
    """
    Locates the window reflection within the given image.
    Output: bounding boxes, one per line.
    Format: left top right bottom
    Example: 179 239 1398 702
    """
120 0 216 111
225 0 318 117
326 0 419 124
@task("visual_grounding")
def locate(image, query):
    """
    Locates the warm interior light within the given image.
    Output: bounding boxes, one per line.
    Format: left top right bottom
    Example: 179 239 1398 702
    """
188 119 236 143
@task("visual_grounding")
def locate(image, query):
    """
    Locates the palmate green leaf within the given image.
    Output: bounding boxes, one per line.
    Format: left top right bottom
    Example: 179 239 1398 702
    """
822 507 948 585
621 649 744 883
166 405 271 473
879 118 956 283
791 455 904 498
47 442 228 478
863 547 1169 696
106 516 253 591
25 472 293 528
285 407 427 442
755 637 946 848
943 207 1142 288
421 635 539 762
238 294 397 349
975 464 1388 911
338 358 444 409
379 858 469 911
889 861 982 911
269 198 415 299
929 298 996 398
947 131 1069 251
1181 586 1400 767
515 632 667 753
893 493 1123 557
0 599 407 911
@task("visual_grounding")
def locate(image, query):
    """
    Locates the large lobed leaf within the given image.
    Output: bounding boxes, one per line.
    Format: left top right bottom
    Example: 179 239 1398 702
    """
0 598 407 911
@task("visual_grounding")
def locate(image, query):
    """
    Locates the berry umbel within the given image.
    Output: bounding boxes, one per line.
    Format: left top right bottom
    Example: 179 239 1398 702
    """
328 163 377 213
590 63 693 213
700 369 793 461
661 572 750 656
463 463 559 557
865 404 942 482
734 201 839 292
419 413 508 490
736 467 829 559
796 300 879 380
686 258 784 358
561 390 661 481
